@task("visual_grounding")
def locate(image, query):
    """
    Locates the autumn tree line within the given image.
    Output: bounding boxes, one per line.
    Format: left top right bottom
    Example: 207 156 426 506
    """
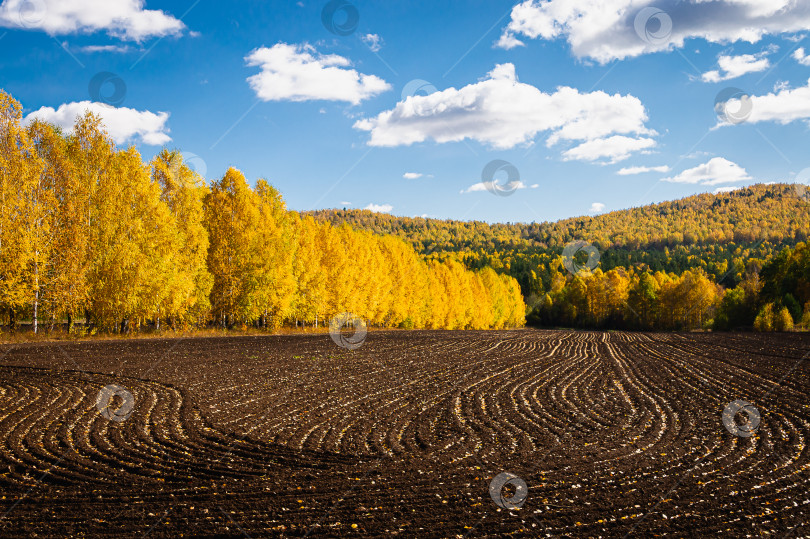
313 187 810 333
522 246 809 332
0 92 526 334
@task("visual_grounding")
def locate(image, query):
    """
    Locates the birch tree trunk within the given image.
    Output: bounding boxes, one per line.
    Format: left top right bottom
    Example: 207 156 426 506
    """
32 255 38 334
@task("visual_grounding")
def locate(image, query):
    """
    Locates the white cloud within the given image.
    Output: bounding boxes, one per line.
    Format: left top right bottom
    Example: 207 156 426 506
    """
364 203 393 213
682 150 712 160
495 31 525 50
78 44 132 53
246 43 391 105
713 186 738 193
24 101 170 146
0 0 185 41
589 202 605 213
562 135 656 164
403 172 423 179
461 182 495 194
354 63 655 162
460 180 537 194
496 0 810 63
340 201 352 206
662 157 751 186
717 78 810 125
362 33 382 52
793 47 810 66
616 164 671 175
701 53 771 82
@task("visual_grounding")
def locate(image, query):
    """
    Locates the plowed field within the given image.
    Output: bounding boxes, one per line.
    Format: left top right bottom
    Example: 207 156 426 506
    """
0 330 808 537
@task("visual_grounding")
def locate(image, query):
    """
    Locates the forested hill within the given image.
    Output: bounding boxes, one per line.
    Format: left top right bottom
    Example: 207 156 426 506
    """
309 183 809 253
308 183 810 298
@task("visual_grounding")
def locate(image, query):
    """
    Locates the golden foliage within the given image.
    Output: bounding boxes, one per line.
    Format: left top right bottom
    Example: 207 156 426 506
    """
0 91 524 332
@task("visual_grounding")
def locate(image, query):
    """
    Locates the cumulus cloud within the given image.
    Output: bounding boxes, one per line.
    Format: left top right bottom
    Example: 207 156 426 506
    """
0 0 185 41
717 78 810 126
461 181 538 194
246 43 391 105
354 63 655 162
364 203 393 213
701 52 771 83
362 33 383 52
403 172 423 179
24 101 171 146
496 0 810 63
562 135 656 164
793 47 810 66
662 157 751 185
495 31 525 50
617 164 671 175
713 186 738 194
589 202 605 213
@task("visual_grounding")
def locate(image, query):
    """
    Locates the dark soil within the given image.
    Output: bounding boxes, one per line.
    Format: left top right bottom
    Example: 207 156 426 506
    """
0 330 808 537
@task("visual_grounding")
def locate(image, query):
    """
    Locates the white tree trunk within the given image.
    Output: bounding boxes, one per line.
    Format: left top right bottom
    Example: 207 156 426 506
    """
32 256 38 334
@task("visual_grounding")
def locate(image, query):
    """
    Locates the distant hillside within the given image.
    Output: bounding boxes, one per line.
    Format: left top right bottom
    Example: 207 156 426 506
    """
311 183 808 250
308 183 810 295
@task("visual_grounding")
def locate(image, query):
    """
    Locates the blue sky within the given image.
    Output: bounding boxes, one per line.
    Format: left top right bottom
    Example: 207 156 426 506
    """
3 0 810 223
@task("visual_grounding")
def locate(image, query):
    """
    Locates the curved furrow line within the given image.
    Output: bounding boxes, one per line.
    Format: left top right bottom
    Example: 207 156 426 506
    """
0 366 355 493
